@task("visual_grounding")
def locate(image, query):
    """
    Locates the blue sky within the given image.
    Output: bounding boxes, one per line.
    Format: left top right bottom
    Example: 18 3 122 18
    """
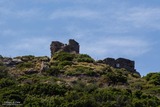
0 0 160 76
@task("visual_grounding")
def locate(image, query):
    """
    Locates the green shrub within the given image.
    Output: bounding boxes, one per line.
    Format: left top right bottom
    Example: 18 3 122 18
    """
102 71 127 85
23 95 44 107
85 70 98 76
63 91 97 107
134 91 142 99
58 61 72 68
52 52 75 61
93 88 132 106
132 72 141 78
20 83 68 96
65 66 97 76
144 72 160 85
0 65 8 78
75 54 94 63
24 95 65 106
0 78 15 88
1 90 24 103
65 70 77 76
16 62 34 69
72 80 97 93
46 66 60 76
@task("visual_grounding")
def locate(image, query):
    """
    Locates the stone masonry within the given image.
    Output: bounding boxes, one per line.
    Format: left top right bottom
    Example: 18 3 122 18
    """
50 39 80 57
103 58 136 72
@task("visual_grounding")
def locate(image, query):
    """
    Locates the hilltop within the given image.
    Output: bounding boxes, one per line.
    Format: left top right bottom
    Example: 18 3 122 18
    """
0 39 160 106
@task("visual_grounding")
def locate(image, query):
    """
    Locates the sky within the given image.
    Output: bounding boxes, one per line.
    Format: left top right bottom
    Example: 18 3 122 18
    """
0 0 160 76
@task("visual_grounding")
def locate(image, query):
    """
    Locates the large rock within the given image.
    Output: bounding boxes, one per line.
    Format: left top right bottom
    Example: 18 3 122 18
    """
50 39 80 57
24 68 39 74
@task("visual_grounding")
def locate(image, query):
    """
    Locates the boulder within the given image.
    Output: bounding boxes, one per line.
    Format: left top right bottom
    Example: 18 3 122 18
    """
24 69 39 74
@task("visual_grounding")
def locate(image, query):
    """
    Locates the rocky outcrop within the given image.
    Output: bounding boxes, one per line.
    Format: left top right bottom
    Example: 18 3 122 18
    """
50 39 80 57
1 57 23 66
24 68 39 74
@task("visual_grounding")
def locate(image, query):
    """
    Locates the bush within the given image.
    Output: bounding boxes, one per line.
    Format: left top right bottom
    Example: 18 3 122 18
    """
46 66 60 76
16 62 34 69
23 95 44 107
23 95 65 106
85 70 98 76
75 54 94 63
132 72 141 78
58 61 72 68
93 88 132 106
0 78 15 88
1 90 24 103
52 52 75 61
63 91 97 107
20 83 68 96
144 72 160 85
72 80 97 93
65 66 97 76
0 65 8 78
102 71 127 85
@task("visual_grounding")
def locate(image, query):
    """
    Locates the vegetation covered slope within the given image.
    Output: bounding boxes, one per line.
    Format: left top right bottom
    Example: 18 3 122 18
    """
0 52 160 107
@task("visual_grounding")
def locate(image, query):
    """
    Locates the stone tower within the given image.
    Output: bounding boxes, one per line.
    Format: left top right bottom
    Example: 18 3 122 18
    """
50 39 80 57
103 58 136 72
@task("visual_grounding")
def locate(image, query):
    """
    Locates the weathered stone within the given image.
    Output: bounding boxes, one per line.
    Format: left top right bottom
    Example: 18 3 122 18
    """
50 39 79 57
37 56 50 62
1 57 23 66
103 57 136 72
24 69 39 74
2 57 12 66
50 41 64 57
12 58 23 64
103 58 116 67
116 58 135 72
68 39 79 53
40 61 49 72
20 55 35 61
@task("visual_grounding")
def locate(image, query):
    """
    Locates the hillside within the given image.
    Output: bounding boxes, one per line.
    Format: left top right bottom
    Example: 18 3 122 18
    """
0 52 160 107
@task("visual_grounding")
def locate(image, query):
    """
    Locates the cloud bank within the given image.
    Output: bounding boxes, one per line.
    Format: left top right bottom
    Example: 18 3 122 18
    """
80 36 151 59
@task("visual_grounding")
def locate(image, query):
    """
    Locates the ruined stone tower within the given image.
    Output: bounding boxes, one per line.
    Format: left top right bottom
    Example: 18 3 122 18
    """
103 58 136 72
50 39 80 57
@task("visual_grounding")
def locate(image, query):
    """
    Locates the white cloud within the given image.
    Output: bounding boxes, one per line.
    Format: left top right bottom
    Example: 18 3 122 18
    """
49 9 100 20
12 37 50 50
80 36 151 59
0 37 51 57
117 7 160 29
0 29 27 38
0 6 44 20
0 29 17 37
15 9 43 19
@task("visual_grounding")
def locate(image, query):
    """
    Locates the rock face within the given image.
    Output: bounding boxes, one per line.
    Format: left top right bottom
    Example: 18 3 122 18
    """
103 58 136 72
50 39 79 57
